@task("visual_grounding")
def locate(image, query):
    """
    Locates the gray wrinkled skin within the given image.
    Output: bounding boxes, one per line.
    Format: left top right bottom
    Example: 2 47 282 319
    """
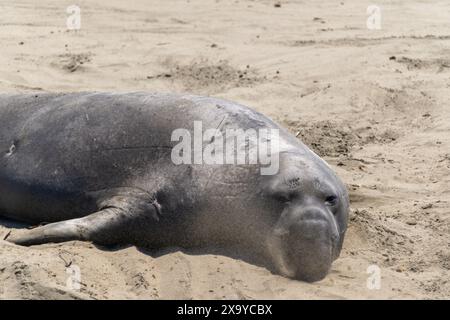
0 92 349 282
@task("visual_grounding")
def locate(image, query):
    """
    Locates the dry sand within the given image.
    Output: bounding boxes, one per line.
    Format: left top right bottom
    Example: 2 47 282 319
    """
0 0 449 299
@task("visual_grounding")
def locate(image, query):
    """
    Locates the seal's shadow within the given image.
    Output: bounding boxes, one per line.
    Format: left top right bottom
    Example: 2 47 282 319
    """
93 244 271 273
138 246 270 271
0 217 28 229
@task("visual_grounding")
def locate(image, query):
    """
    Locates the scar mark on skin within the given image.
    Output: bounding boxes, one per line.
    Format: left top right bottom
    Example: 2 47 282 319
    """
151 198 162 220
209 114 228 143
5 142 17 157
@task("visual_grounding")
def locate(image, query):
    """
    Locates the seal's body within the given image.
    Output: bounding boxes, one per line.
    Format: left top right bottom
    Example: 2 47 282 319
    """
1 93 349 281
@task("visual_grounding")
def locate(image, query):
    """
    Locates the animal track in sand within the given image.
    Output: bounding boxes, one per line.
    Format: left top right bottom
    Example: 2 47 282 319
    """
285 120 399 158
147 59 266 93
53 53 92 73
393 56 450 72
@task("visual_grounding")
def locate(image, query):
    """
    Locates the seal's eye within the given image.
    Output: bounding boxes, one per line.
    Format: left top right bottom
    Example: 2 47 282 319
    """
325 195 338 206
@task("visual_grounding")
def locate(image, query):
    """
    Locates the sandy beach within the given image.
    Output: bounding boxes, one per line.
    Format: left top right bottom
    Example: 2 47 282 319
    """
0 0 449 299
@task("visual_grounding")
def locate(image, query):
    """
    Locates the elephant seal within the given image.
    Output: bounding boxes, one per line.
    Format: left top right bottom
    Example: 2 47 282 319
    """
0 92 349 282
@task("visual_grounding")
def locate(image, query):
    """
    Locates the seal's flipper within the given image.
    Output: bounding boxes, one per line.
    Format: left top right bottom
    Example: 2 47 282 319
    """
7 188 161 246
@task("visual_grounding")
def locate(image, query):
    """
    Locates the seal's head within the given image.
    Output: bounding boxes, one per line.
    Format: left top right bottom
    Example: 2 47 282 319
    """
263 151 349 282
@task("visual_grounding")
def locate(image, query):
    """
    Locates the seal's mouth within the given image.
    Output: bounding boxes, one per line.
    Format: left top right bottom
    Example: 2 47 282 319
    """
267 219 338 282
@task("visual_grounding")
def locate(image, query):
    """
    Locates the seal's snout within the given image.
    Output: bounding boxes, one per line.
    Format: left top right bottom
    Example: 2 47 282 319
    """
284 206 338 282
267 201 344 282
294 206 339 242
